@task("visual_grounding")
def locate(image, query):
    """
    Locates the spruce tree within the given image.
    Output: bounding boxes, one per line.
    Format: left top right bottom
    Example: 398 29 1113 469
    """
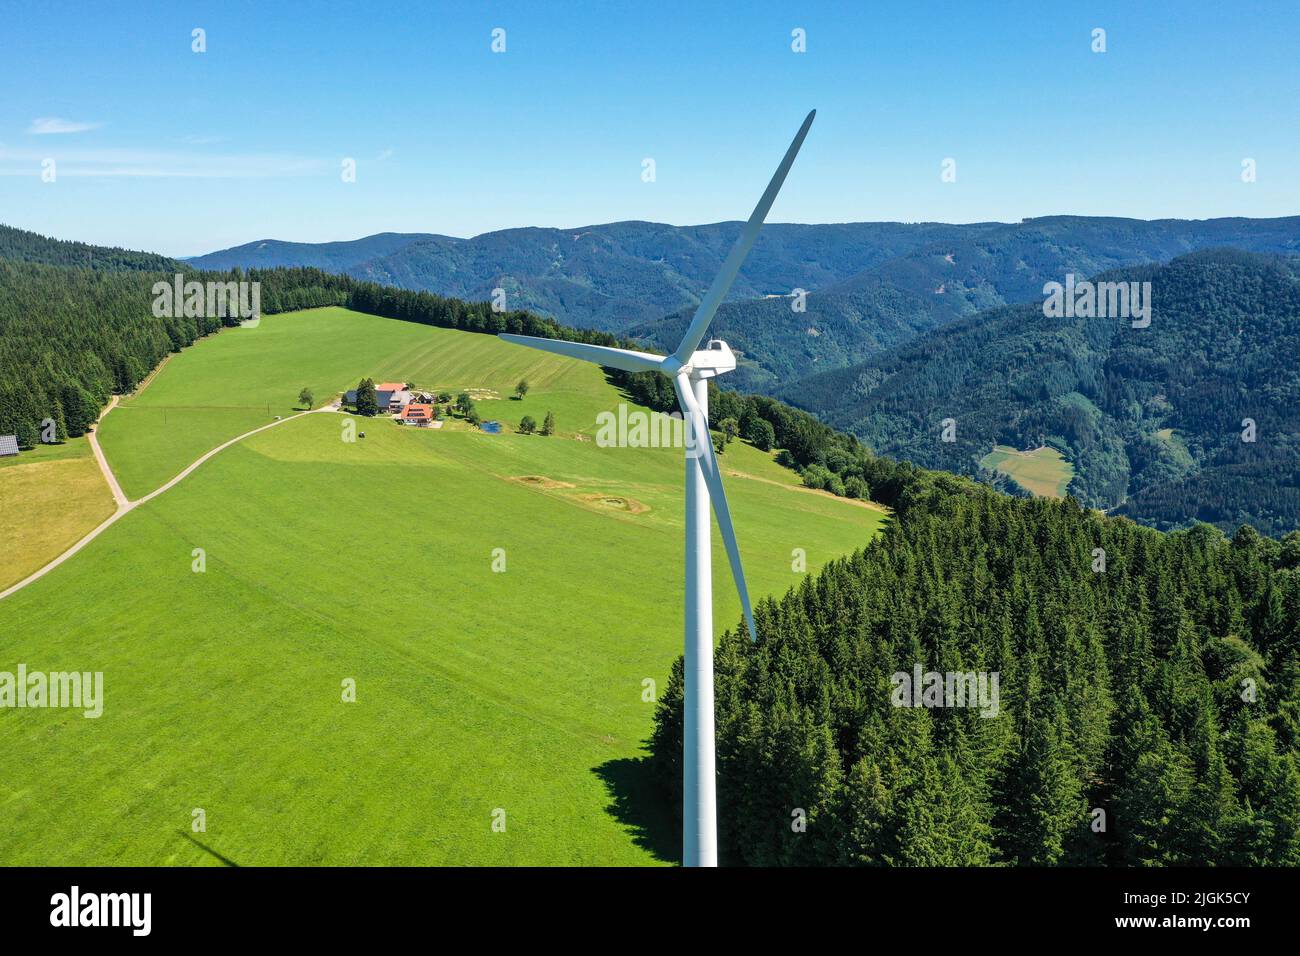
355 378 378 416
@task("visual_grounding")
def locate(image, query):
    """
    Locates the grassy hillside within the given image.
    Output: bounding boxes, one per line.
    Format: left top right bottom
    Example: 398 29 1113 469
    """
0 307 884 865
98 306 637 498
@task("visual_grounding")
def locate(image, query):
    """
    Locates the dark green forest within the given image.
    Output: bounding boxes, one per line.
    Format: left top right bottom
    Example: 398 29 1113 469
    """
613 364 994 504
783 250 1300 537
652 474 1300 866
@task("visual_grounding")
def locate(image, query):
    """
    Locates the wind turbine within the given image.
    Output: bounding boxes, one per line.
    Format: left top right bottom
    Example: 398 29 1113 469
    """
498 110 815 867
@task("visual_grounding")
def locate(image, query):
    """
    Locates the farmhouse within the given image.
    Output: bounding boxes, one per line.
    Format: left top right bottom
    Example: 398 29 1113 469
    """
399 403 435 427
0 435 18 457
344 381 414 412
345 387 397 408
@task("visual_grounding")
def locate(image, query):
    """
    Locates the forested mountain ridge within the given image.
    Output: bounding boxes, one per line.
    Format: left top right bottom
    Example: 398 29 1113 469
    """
192 216 1300 375
0 223 180 272
192 220 956 331
633 216 1300 390
781 249 1300 537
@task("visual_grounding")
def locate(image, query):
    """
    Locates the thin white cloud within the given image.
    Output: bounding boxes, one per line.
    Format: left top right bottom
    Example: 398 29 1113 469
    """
0 145 330 178
28 117 104 135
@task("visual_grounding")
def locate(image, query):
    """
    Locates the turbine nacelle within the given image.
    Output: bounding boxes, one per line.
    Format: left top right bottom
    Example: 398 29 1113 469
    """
683 340 736 379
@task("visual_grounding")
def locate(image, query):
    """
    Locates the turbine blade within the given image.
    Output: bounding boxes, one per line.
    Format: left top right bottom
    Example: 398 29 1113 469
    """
673 109 816 365
498 333 666 374
674 375 757 642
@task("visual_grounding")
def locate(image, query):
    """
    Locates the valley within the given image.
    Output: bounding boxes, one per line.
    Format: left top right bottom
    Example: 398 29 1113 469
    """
784 250 1300 537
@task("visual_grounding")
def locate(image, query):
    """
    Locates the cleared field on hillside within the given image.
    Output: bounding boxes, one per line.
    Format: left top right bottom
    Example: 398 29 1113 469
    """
980 444 1074 498
0 437 116 590
0 308 885 866
97 307 615 500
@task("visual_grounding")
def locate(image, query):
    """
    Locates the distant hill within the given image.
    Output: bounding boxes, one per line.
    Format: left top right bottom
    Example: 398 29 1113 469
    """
0 223 179 272
183 232 447 273
780 249 1300 536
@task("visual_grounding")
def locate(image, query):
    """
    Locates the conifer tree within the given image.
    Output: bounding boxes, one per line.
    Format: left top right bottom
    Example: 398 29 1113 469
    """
355 378 378 416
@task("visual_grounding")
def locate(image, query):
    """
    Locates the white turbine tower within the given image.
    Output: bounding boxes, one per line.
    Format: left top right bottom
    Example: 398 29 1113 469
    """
499 110 815 867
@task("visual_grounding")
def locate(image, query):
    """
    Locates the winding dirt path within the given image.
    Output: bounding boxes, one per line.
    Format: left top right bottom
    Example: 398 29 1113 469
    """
87 396 129 508
0 403 318 602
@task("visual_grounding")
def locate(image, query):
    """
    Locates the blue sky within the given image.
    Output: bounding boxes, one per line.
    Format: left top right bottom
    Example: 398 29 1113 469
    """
1 0 1296 256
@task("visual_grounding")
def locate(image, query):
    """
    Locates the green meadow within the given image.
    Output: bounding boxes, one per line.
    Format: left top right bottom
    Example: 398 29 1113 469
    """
0 307 885 865
97 307 619 500
980 444 1074 499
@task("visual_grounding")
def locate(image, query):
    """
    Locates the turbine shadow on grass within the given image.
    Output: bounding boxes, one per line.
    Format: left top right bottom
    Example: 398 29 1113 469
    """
593 750 680 865
179 831 240 867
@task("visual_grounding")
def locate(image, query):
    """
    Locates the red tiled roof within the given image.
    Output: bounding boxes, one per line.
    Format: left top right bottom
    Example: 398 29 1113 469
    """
401 403 434 421
376 382 406 392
